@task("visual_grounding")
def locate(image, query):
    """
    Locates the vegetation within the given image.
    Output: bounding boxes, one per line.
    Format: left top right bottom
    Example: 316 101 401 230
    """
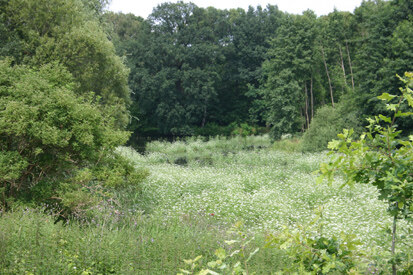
0 0 412 274
0 0 147 217
319 72 413 274
104 0 412 144
1 138 412 273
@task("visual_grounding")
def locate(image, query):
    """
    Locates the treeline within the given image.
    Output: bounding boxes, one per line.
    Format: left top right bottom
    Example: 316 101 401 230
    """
104 0 412 148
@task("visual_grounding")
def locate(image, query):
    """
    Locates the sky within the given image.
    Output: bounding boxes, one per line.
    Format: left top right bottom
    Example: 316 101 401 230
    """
109 0 364 19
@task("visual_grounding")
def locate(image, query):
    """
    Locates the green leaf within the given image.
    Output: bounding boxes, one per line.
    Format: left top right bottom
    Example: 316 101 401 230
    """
328 140 340 150
395 111 413 117
386 104 398 111
230 250 240 257
193 255 202 263
218 263 227 270
316 175 324 185
379 114 392 123
405 93 413 107
280 239 292 250
214 248 226 260
377 93 396 101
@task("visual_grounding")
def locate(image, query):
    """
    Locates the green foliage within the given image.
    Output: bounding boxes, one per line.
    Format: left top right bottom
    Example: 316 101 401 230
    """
1 0 130 126
260 11 318 139
0 61 146 214
319 73 413 219
266 207 363 274
194 123 235 137
318 72 413 273
231 123 258 137
301 99 362 152
178 222 260 275
106 4 285 137
0 207 228 274
352 0 413 133
122 2 225 135
2 139 412 273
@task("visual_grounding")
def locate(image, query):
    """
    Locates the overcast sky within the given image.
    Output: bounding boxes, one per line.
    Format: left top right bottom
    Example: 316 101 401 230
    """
109 0 364 19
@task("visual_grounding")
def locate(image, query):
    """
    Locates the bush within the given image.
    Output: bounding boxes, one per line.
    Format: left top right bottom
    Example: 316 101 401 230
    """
0 60 147 215
301 98 362 152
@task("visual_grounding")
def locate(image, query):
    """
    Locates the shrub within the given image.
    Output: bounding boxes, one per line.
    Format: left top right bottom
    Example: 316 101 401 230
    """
265 207 363 274
0 60 147 215
301 98 362 152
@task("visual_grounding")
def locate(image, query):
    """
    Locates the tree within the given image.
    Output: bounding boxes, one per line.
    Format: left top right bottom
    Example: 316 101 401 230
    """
1 0 130 127
125 2 224 136
0 61 145 215
319 72 413 274
217 5 283 126
259 11 318 139
352 0 413 130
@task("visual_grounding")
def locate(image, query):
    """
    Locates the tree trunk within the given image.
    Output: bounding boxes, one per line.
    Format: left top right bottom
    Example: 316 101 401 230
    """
304 82 309 130
321 44 334 108
201 106 207 128
391 212 398 275
346 41 355 91
310 77 314 120
339 45 347 87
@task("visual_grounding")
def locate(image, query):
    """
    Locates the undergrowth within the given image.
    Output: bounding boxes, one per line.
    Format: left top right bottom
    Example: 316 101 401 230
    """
1 136 412 274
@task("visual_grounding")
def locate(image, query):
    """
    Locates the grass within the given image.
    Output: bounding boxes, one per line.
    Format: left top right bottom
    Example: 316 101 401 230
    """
1 135 412 274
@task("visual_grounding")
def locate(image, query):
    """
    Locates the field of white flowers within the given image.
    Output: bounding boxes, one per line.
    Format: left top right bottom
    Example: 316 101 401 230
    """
118 135 412 258
2 135 411 274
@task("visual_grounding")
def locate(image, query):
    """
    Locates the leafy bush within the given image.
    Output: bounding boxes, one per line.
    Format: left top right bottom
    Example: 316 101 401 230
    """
0 60 147 215
266 207 363 274
231 123 257 137
301 98 362 152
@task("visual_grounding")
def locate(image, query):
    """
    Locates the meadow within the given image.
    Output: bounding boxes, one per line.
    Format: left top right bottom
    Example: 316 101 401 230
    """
1 135 412 274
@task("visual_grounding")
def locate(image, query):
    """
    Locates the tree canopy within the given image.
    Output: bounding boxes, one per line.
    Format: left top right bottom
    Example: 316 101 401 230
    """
105 0 412 142
0 0 145 214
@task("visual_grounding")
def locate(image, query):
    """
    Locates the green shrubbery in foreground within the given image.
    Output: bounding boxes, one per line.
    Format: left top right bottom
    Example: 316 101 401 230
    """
0 61 148 218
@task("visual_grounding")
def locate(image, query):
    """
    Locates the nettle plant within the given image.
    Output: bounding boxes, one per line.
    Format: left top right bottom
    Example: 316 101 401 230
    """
318 72 413 274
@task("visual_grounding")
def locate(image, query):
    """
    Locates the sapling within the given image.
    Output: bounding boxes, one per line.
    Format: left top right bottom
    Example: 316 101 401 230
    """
318 72 413 274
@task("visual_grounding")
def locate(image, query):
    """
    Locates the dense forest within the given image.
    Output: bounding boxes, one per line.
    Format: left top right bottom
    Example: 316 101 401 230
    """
103 0 412 149
0 0 412 274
